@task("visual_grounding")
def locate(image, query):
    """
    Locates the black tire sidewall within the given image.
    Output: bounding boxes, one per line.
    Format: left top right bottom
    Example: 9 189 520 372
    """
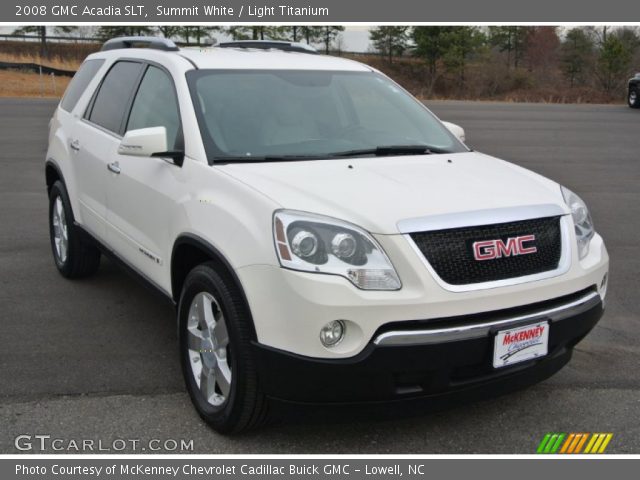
48 181 76 276
178 265 253 433
630 88 640 108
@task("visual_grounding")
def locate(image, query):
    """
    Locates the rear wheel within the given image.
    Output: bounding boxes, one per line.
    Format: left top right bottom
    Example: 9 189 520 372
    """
178 263 267 433
48 181 101 278
629 87 640 108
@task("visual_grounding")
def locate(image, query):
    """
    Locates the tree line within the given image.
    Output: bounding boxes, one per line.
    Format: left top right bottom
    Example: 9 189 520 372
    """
11 25 639 100
12 26 346 55
369 26 640 96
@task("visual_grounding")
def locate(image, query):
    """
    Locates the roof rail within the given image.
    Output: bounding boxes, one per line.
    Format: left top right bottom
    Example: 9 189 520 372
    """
218 40 318 54
101 36 179 52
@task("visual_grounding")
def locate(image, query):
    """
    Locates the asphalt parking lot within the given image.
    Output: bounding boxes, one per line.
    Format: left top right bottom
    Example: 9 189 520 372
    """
0 98 638 453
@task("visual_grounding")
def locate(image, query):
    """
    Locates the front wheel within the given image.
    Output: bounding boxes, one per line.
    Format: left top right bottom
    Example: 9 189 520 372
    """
629 88 640 108
178 263 267 433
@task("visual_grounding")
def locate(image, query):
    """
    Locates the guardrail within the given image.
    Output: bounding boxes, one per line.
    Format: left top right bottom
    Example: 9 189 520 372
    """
0 61 76 77
0 34 101 43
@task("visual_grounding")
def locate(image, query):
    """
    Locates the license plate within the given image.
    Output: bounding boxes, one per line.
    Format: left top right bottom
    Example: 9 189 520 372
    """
493 321 549 368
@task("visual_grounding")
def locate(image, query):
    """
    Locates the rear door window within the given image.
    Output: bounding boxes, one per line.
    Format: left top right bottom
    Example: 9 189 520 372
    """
86 61 143 134
60 59 105 112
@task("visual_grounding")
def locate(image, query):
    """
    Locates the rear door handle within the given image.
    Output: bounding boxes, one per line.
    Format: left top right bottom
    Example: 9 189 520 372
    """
107 162 121 174
70 139 80 152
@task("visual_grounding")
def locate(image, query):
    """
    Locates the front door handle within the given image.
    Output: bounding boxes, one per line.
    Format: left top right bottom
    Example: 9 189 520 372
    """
70 139 80 152
107 162 121 174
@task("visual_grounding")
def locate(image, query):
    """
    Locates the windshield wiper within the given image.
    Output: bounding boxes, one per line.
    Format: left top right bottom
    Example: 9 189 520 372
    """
212 146 445 164
330 145 447 158
212 154 325 164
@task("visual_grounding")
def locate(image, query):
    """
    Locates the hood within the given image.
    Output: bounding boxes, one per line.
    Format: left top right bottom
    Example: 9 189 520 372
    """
218 151 568 234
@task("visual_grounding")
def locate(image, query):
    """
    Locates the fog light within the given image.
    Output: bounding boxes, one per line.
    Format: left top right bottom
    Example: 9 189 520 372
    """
319 320 345 347
600 273 608 300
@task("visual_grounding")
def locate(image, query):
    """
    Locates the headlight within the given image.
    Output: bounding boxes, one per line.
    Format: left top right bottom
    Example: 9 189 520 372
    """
561 186 595 259
273 210 401 290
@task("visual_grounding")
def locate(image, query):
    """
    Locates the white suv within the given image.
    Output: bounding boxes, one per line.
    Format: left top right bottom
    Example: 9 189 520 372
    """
46 37 609 433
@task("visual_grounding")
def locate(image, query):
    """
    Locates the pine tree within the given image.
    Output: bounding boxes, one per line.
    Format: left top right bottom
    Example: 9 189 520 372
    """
561 28 594 87
596 35 634 92
441 27 486 85
412 27 456 76
489 26 528 68
369 26 410 63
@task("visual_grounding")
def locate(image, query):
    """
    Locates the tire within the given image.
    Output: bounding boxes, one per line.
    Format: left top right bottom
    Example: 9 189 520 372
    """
629 87 640 108
178 262 267 433
48 180 101 278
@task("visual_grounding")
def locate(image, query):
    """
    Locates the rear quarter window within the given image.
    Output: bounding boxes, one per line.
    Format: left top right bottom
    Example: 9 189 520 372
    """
60 59 105 113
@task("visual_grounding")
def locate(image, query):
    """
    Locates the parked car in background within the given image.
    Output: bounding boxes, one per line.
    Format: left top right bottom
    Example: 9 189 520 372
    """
629 73 640 108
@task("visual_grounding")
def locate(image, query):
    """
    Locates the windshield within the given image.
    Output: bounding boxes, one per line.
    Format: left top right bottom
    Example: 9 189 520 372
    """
187 69 467 163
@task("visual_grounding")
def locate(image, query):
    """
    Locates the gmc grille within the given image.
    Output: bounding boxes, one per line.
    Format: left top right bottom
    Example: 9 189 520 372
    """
409 216 562 285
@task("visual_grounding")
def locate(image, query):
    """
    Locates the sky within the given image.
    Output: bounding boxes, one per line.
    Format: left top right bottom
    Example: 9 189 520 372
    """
337 26 371 52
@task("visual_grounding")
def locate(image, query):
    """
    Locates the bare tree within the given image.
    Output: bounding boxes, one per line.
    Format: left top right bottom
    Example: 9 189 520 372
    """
157 26 182 39
320 26 345 54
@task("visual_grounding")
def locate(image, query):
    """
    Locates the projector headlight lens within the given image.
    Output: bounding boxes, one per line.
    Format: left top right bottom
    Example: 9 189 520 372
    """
273 210 401 290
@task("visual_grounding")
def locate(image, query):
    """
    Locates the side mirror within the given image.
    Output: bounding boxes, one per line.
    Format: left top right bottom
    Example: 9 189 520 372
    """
118 127 184 166
442 121 466 143
118 127 167 157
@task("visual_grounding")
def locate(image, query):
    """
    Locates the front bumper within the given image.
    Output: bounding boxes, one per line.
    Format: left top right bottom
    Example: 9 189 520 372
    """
252 289 603 404
236 233 608 359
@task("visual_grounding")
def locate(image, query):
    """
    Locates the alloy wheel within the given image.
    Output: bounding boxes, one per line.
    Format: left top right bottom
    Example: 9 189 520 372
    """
52 196 68 263
186 292 232 407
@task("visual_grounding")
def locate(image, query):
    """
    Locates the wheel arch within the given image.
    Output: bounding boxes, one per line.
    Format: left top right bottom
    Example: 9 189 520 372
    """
171 233 257 340
45 158 64 194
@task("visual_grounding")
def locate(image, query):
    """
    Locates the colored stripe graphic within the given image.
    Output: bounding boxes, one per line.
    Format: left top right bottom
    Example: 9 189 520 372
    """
538 433 613 454
559 433 575 454
570 433 589 453
537 433 552 453
537 433 566 453
584 434 599 453
568 433 581 453
550 433 566 453
585 433 613 454
598 434 613 453
574 433 589 453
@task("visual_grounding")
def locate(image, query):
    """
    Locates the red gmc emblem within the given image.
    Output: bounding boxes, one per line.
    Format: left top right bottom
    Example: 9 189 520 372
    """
472 235 537 261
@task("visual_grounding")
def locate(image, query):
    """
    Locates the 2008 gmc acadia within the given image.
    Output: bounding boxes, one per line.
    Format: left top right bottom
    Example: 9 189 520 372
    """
45 38 609 432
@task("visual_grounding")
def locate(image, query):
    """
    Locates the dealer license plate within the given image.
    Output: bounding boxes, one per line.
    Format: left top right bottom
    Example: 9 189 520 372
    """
493 321 549 368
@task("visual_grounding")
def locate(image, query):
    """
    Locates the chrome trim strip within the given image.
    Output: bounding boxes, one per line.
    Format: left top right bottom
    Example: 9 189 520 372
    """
397 204 567 234
373 290 601 346
404 213 573 292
